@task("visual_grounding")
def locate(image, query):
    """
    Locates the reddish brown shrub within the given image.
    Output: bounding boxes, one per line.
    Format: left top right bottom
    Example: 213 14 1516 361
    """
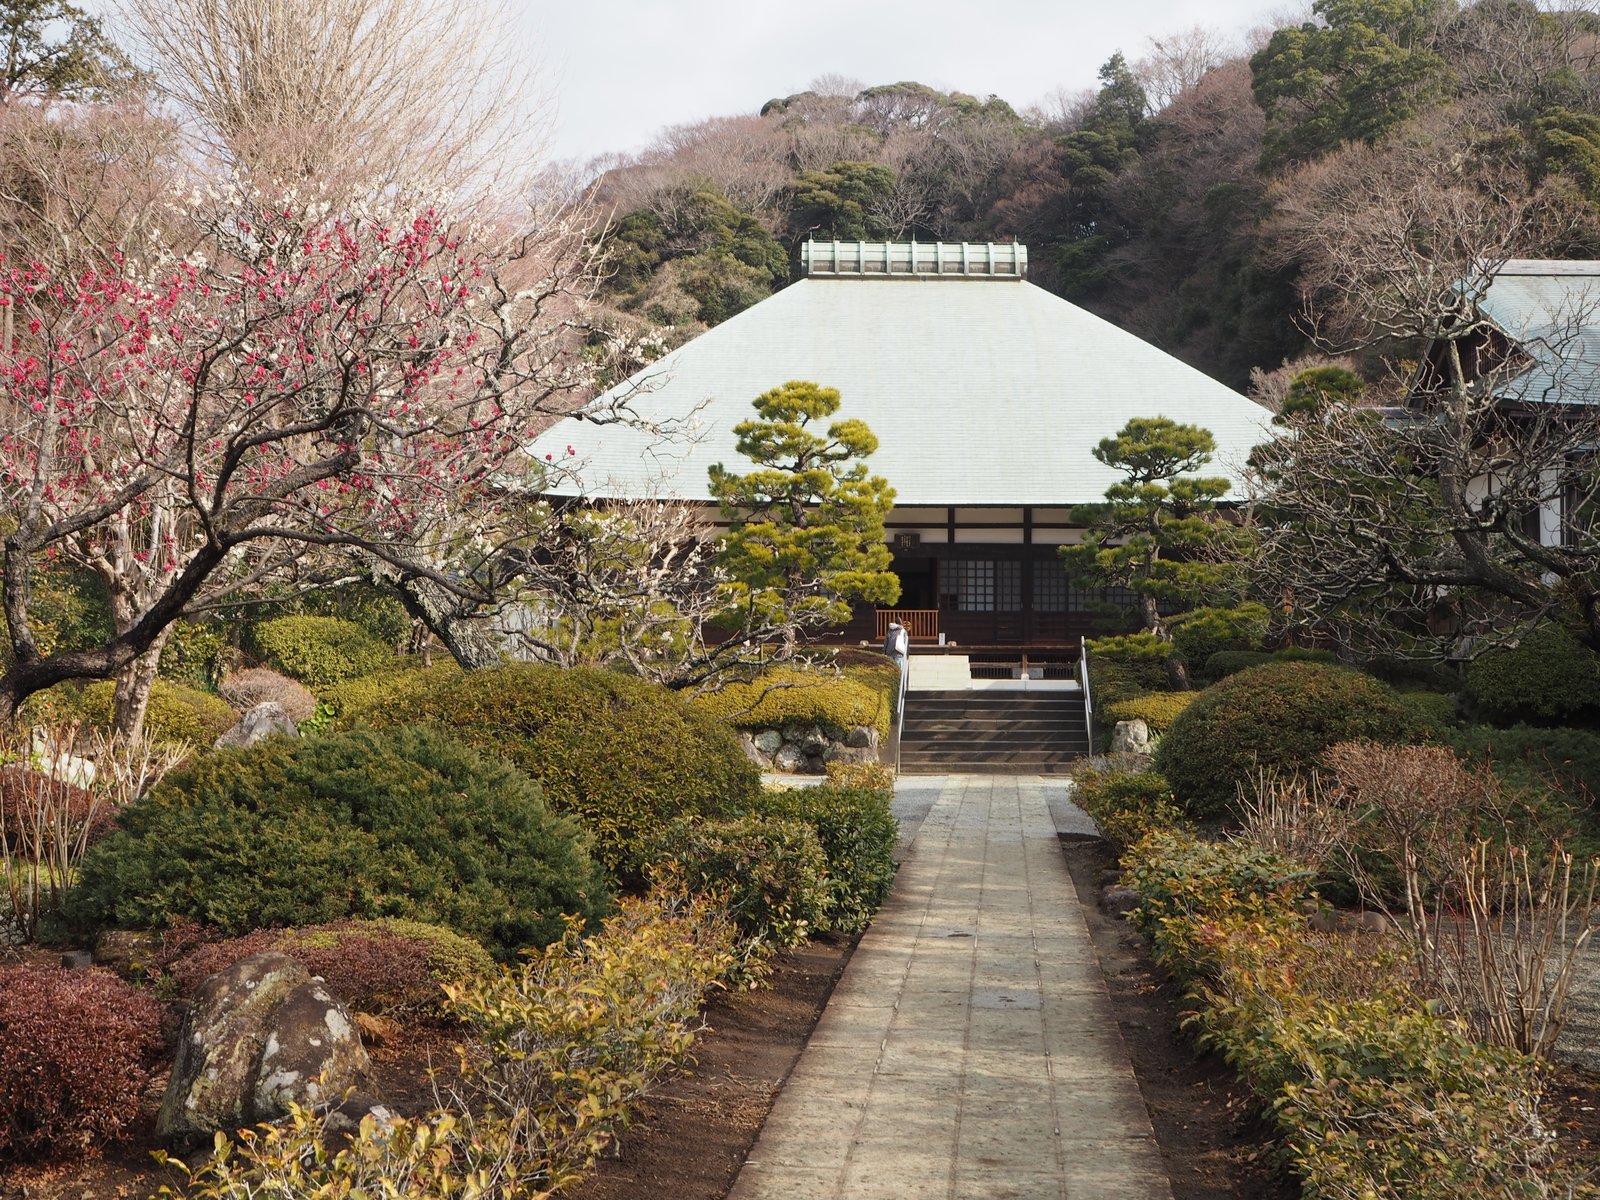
0 966 164 1162
217 667 318 722
0 767 112 854
167 919 492 1017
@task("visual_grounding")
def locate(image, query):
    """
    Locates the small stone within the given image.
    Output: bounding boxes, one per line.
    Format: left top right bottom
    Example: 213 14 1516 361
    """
753 729 784 754
773 745 805 773
1108 719 1152 755
94 929 163 979
1099 885 1141 919
60 950 93 970
213 702 298 751
844 725 878 749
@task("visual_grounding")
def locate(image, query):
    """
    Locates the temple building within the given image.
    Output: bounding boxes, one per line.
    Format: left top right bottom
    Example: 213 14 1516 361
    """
532 240 1271 669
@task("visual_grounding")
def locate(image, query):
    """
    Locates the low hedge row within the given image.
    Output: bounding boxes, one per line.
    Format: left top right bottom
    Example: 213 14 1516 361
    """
78 679 236 746
691 667 890 737
1069 766 1186 851
249 615 395 692
1103 692 1196 735
1124 829 1586 1198
753 780 898 934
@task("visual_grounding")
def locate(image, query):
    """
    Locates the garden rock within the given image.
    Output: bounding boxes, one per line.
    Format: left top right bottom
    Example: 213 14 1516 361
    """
253 980 370 1117
94 929 163 978
213 701 298 750
156 952 371 1146
754 729 784 754
1109 719 1153 755
773 744 805 773
844 725 878 749
1100 885 1142 919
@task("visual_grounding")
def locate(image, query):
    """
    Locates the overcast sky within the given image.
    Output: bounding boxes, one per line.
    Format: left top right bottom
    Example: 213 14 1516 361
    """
522 0 1296 166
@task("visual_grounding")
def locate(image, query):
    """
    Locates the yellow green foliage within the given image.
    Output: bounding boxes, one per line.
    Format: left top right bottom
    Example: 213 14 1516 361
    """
78 679 236 747
1069 767 1187 851
824 760 895 792
1122 831 1589 1199
248 615 395 691
1105 692 1197 734
161 885 741 1200
319 660 464 721
692 666 890 736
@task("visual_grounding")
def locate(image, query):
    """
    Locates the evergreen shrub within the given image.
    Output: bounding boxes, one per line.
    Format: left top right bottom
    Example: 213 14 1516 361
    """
651 815 830 948
360 663 761 883
691 666 890 736
753 781 898 933
0 966 164 1162
249 615 394 691
319 660 463 722
1446 725 1600 808
68 725 610 959
1170 603 1269 671
1462 623 1600 725
1153 662 1419 821
1070 767 1187 851
79 679 236 746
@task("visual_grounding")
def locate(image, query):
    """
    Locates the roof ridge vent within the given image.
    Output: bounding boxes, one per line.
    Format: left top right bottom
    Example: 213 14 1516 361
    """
801 239 1027 280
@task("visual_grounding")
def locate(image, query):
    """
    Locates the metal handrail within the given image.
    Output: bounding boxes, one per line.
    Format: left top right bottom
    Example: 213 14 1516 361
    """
893 654 909 776
1078 635 1095 754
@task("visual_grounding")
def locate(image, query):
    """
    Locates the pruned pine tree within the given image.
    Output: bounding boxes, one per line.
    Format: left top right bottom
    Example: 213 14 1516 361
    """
709 380 899 653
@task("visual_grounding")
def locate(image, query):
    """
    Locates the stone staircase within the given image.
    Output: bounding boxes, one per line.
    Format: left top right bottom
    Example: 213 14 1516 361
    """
897 688 1090 774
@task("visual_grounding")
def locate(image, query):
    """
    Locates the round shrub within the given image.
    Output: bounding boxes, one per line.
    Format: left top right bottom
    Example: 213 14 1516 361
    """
79 678 236 746
0 965 164 1162
249 615 395 691
319 660 463 721
218 667 318 722
68 725 610 959
1105 692 1198 734
1153 662 1419 821
651 815 830 948
360 663 762 883
168 918 495 1016
753 781 898 934
1202 650 1275 680
692 667 890 737
1070 767 1186 850
1170 603 1269 671
1463 623 1600 726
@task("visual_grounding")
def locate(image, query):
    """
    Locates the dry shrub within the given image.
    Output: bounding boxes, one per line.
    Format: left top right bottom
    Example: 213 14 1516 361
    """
217 667 318 722
0 965 165 1162
1235 767 1352 874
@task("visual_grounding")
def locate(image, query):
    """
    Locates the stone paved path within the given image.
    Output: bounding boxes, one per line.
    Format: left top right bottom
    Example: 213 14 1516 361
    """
729 775 1172 1200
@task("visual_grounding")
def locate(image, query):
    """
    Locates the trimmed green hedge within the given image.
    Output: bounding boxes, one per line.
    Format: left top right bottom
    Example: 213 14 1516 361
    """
359 663 762 884
249 615 395 691
692 667 890 737
1170 603 1269 671
1105 692 1198 734
79 679 236 746
68 725 610 959
751 782 898 934
319 660 464 721
1462 623 1600 726
1070 767 1187 851
1154 662 1419 821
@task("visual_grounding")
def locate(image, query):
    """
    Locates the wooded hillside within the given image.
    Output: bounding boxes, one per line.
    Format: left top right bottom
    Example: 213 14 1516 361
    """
585 0 1600 394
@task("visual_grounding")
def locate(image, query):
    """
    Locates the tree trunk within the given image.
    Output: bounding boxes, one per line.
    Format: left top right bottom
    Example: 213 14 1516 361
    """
387 575 503 670
112 628 170 744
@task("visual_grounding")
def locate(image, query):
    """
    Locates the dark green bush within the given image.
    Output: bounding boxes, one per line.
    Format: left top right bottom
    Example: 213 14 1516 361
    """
68 725 610 959
1170 603 1269 671
158 620 226 690
1462 623 1600 726
359 663 762 883
1445 725 1600 806
1153 662 1419 821
752 782 898 934
79 679 236 746
1395 690 1459 740
249 615 395 691
651 815 830 948
1202 649 1274 680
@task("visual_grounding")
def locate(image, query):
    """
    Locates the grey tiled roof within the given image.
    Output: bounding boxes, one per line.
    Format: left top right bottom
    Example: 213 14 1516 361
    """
534 274 1272 505
1477 259 1600 405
